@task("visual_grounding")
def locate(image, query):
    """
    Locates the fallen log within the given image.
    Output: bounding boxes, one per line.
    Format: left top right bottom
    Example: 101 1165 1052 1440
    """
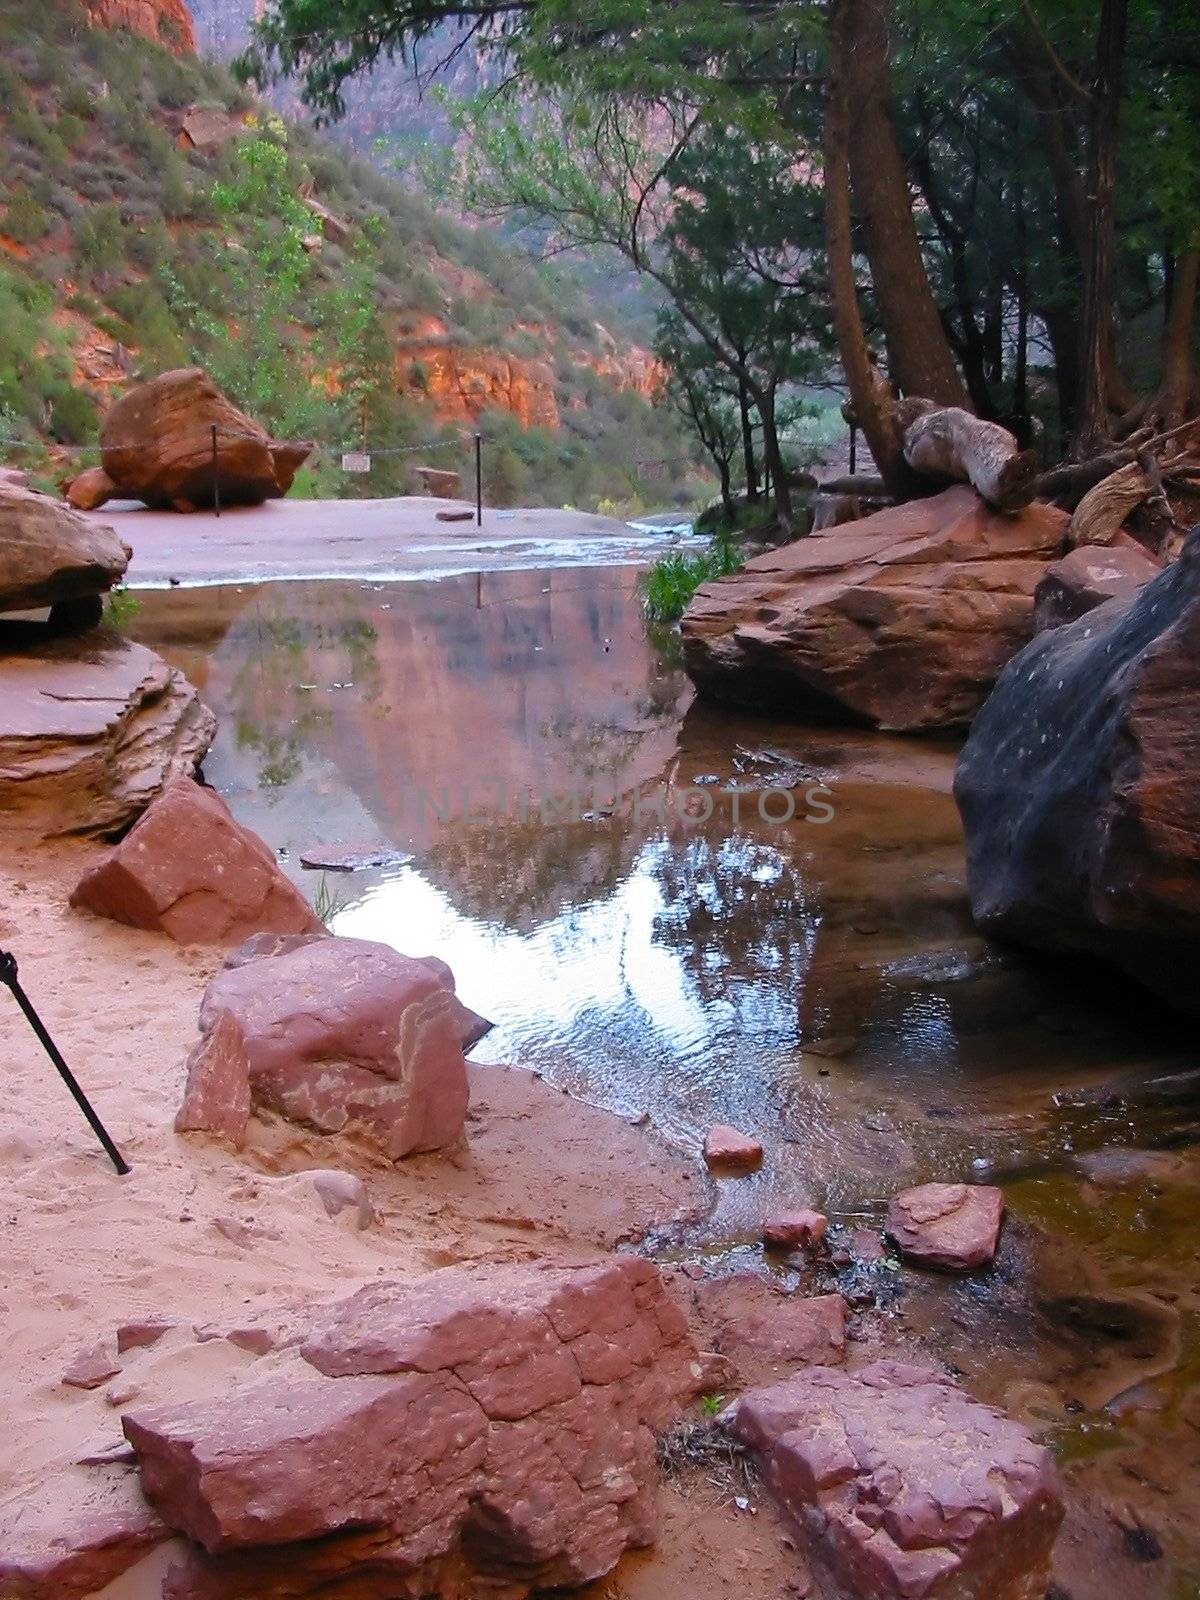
896 401 1039 512
1067 460 1152 547
816 474 890 497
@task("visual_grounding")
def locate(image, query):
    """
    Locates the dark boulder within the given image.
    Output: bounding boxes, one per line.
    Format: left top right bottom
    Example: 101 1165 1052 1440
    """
955 526 1200 1012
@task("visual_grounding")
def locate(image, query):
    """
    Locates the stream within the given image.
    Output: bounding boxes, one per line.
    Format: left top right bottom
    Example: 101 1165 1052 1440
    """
130 560 1200 1596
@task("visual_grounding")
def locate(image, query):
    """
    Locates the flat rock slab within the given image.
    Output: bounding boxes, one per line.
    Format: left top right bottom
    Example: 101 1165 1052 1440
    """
0 482 129 612
180 933 470 1157
727 1361 1064 1600
682 487 1068 732
0 631 215 839
0 1475 168 1600
71 778 322 945
886 1183 1005 1271
122 1258 700 1597
956 524 1200 1014
694 1277 846 1373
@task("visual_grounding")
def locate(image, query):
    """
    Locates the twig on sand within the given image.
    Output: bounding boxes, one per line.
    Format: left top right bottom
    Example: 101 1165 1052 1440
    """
655 1420 761 1504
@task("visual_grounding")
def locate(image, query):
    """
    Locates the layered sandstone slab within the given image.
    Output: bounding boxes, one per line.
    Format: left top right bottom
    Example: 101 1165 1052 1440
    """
0 633 215 839
727 1361 1064 1600
178 933 470 1156
682 487 1068 732
0 482 128 614
100 369 312 512
122 1258 700 1598
886 1182 1005 1271
956 525 1200 1013
71 778 322 945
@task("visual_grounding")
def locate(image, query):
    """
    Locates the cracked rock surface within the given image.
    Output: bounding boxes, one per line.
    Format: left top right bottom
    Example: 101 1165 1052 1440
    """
121 1257 701 1598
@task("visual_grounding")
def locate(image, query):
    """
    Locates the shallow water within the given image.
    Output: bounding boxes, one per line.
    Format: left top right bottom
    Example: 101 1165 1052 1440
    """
132 564 1200 1589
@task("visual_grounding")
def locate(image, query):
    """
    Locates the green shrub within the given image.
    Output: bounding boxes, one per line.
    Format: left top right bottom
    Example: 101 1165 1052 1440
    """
639 532 743 624
4 187 50 243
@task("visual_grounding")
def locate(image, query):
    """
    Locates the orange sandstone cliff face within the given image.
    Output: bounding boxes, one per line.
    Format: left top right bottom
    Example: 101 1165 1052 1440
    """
83 0 197 53
395 315 662 433
396 317 559 430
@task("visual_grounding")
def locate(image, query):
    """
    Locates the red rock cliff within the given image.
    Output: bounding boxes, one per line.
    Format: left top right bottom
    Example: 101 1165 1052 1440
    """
84 0 196 53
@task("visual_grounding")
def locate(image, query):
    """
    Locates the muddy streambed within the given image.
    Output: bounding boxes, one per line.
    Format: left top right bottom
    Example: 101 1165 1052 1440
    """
130 565 1200 1597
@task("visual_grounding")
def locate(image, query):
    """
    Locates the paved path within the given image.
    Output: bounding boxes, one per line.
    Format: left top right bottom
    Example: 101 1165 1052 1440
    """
88 496 697 587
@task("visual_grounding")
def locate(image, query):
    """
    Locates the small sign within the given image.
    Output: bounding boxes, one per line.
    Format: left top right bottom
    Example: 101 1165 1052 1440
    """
341 451 371 474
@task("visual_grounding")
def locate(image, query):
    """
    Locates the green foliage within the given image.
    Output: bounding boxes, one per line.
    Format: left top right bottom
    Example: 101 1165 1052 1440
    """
639 529 742 623
4 186 50 243
104 585 140 629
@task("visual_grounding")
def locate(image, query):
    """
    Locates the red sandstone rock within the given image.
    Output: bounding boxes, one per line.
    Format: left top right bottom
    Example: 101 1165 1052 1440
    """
762 1210 828 1249
64 466 117 513
184 934 470 1158
0 1482 168 1600
682 487 1068 732
851 1226 887 1264
728 1361 1064 1600
175 1010 254 1149
122 1258 700 1597
117 1318 177 1354
100 369 312 512
0 635 214 841
62 1342 121 1390
703 1124 763 1171
695 1276 845 1368
71 779 322 946
886 1182 1005 1271
0 480 128 613
415 465 462 497
1033 535 1160 630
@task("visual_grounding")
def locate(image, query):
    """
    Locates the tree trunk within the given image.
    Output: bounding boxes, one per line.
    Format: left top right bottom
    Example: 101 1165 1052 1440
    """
845 0 969 407
1156 247 1199 428
757 383 793 527
899 401 1039 511
718 457 735 522
823 0 907 492
737 370 759 502
1075 0 1129 456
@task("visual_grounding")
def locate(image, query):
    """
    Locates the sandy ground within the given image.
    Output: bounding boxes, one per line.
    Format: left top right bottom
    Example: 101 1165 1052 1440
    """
0 839 801 1600
88 497 694 587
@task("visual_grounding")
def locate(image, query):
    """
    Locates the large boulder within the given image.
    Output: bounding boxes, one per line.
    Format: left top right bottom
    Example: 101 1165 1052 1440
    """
121 1258 700 1597
0 632 215 839
0 481 128 614
177 933 470 1156
1033 534 1160 631
955 526 1200 1012
70 778 322 945
682 487 1068 732
100 369 313 512
726 1362 1064 1600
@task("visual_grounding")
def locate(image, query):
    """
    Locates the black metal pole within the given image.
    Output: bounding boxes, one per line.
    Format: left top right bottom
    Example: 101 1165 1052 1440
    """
211 423 221 519
474 431 483 528
849 422 858 476
0 951 130 1174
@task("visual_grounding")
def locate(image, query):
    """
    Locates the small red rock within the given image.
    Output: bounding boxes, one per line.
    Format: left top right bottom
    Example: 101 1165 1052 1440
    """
116 1319 176 1354
762 1209 827 1249
886 1181 1005 1271
62 1342 121 1391
175 1009 253 1149
704 1124 763 1171
71 778 322 946
851 1226 887 1264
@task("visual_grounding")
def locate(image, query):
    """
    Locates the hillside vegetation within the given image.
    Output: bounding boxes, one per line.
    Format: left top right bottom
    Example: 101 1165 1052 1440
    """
0 0 695 508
